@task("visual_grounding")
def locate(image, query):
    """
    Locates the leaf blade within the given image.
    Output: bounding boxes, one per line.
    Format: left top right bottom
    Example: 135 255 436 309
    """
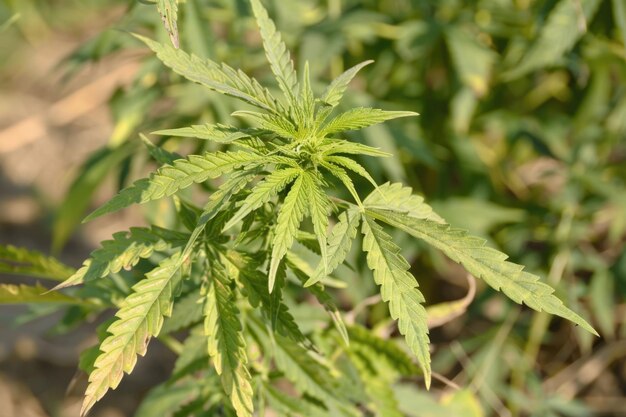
361 216 431 387
368 208 597 336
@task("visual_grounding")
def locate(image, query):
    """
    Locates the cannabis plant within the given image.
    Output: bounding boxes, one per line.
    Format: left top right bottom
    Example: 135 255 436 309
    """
1 0 598 416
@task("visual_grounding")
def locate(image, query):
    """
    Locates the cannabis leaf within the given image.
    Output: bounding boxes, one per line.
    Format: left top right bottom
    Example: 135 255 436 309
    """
54 226 187 290
136 35 282 113
250 0 298 105
0 245 74 281
33 1 597 414
0 283 89 305
204 263 254 417
361 216 432 387
85 151 267 221
319 108 418 136
156 0 179 48
321 60 374 107
366 208 598 335
306 209 360 287
268 172 307 291
81 252 184 416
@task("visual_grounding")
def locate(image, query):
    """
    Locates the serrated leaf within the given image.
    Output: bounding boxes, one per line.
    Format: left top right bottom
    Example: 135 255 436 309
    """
54 226 187 290
268 173 308 292
321 139 392 158
204 264 254 417
325 155 378 188
0 245 74 281
0 283 88 305
364 182 443 222
319 108 418 136
231 254 306 344
85 151 266 221
81 252 184 416
141 134 181 165
319 161 362 205
250 318 338 401
224 167 300 231
306 209 359 287
250 0 298 104
136 35 281 113
321 60 373 107
156 0 179 48
361 216 431 387
297 61 315 130
232 110 297 139
367 208 598 336
301 171 331 276
153 123 256 143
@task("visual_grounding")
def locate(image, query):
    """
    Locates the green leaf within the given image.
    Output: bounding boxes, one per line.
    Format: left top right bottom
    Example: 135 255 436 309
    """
348 325 420 376
301 171 331 276
204 263 254 417
156 0 179 48
224 167 301 231
81 252 184 416
0 283 88 305
231 255 306 344
0 245 74 281
503 0 602 80
321 139 392 158
361 216 431 387
136 35 281 113
319 108 418 136
54 226 187 290
141 134 181 165
367 208 598 336
319 161 363 205
321 60 374 107
325 155 378 188
305 209 360 287
297 61 315 130
268 173 308 292
153 123 256 143
250 318 338 401
363 182 443 222
84 151 266 221
231 111 297 139
179 168 260 275
250 0 298 104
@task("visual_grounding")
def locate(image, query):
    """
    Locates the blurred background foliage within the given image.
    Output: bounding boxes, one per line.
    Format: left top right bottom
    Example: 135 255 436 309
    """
0 0 625 416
